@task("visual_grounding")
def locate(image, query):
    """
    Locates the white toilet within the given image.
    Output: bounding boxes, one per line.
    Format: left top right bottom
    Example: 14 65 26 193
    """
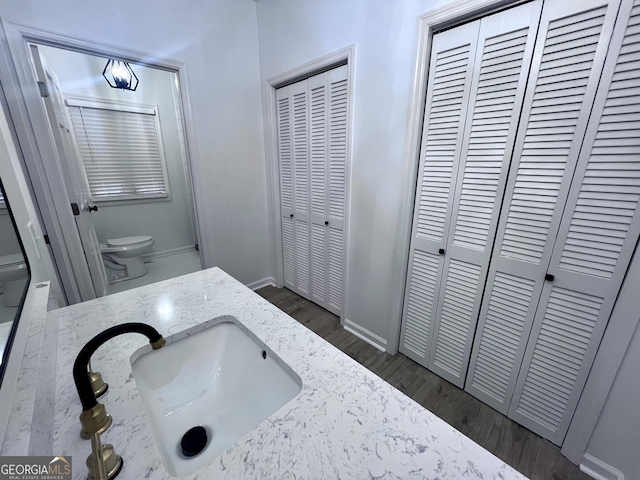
0 253 29 307
100 236 154 283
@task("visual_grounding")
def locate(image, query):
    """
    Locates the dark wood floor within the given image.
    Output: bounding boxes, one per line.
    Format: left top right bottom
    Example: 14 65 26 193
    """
257 285 591 480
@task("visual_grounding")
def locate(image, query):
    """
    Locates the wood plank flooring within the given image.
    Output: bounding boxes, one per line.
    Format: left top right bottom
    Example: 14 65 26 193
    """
257 285 591 480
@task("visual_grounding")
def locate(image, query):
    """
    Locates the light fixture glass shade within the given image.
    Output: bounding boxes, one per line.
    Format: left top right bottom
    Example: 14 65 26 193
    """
102 59 139 91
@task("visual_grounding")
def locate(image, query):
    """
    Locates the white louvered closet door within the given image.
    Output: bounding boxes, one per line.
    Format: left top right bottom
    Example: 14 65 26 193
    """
399 21 480 366
326 66 348 315
277 80 311 298
509 0 640 445
426 1 542 387
465 0 622 415
306 66 348 316
308 72 329 309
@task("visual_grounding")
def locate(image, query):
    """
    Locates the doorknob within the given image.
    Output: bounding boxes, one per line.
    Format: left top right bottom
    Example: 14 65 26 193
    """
88 205 98 212
439 248 445 255
290 213 294 218
325 221 329 225
545 273 554 282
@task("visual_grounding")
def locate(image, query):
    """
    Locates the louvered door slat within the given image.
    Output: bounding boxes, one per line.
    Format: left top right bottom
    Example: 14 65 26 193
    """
402 251 440 359
426 2 541 387
276 88 296 291
510 0 640 445
325 66 349 316
293 92 309 216
400 19 480 367
308 74 329 308
282 216 295 287
278 96 293 211
310 223 326 303
310 84 326 218
328 227 344 313
276 81 311 298
296 218 310 295
465 0 621 416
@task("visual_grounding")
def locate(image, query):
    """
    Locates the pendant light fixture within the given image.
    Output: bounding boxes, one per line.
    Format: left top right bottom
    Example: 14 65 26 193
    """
102 59 139 91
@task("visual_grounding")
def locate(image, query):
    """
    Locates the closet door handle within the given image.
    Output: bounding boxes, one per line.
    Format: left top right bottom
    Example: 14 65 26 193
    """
325 221 329 225
545 273 554 282
439 248 445 255
88 205 98 212
290 213 294 218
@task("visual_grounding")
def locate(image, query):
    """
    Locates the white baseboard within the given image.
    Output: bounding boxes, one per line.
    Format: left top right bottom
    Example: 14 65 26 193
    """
344 319 387 352
580 454 625 480
142 245 196 261
246 277 276 291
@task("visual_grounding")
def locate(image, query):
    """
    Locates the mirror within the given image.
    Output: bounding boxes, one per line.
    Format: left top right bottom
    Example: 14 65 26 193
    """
0 177 30 379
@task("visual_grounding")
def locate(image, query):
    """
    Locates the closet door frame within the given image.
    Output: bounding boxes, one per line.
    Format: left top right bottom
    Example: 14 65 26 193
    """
265 45 355 325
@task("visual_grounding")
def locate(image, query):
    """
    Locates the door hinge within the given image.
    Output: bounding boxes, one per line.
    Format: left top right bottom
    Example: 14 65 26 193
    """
37 81 49 98
194 243 199 252
43 234 50 245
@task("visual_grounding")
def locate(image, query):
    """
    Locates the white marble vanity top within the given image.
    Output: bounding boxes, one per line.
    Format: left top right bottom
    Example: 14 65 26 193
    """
48 267 526 479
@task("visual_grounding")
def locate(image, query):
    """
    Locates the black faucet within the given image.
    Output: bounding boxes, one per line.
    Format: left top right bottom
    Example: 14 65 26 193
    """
74 322 166 412
73 323 166 480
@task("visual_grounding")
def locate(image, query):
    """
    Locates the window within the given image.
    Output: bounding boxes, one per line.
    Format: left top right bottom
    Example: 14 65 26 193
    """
67 99 169 202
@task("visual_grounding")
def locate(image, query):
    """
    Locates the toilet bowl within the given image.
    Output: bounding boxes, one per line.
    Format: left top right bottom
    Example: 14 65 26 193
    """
100 236 154 283
0 253 29 307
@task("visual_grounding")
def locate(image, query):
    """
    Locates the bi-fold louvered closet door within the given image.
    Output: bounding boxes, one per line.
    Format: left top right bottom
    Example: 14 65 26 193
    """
468 0 640 445
399 0 543 385
401 0 639 446
276 65 348 316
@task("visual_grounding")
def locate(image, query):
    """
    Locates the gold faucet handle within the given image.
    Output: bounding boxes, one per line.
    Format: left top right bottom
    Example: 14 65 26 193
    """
80 403 112 440
87 432 123 480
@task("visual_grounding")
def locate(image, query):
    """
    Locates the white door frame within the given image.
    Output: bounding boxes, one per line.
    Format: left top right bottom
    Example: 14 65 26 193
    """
0 20 207 304
263 45 355 325
395 0 632 464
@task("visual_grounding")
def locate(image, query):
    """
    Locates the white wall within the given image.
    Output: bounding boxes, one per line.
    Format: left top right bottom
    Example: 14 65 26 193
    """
38 46 196 256
0 0 270 285
583 322 640 479
256 0 451 347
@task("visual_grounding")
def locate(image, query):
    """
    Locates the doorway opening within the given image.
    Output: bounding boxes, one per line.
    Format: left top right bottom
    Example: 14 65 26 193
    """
30 44 202 298
0 21 206 304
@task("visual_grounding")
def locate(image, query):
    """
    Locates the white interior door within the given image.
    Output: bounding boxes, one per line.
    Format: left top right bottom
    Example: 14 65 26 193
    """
399 20 480 366
426 1 542 387
277 80 311 298
326 65 348 316
308 72 329 309
508 0 640 445
31 45 108 298
307 65 348 316
399 2 543 379
465 0 623 415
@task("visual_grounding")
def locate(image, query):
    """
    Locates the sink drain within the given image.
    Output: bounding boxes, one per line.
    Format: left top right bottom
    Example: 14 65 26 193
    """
181 426 208 458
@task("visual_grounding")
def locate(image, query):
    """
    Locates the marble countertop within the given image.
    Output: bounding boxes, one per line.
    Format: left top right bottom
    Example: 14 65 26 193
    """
48 267 526 479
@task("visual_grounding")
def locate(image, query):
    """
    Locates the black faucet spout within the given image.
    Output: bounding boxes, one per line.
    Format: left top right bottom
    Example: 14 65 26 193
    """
73 322 166 412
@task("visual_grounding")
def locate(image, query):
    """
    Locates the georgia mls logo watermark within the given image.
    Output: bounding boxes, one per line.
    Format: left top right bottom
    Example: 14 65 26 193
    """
0 456 72 480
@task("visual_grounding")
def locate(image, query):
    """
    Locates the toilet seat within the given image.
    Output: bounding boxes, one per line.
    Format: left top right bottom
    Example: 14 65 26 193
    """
100 236 154 283
107 236 152 247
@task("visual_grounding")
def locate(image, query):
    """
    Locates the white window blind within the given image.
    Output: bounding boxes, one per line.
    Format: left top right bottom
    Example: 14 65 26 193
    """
68 104 169 201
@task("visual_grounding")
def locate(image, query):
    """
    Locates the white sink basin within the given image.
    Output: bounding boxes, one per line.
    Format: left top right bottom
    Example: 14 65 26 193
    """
131 316 302 478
